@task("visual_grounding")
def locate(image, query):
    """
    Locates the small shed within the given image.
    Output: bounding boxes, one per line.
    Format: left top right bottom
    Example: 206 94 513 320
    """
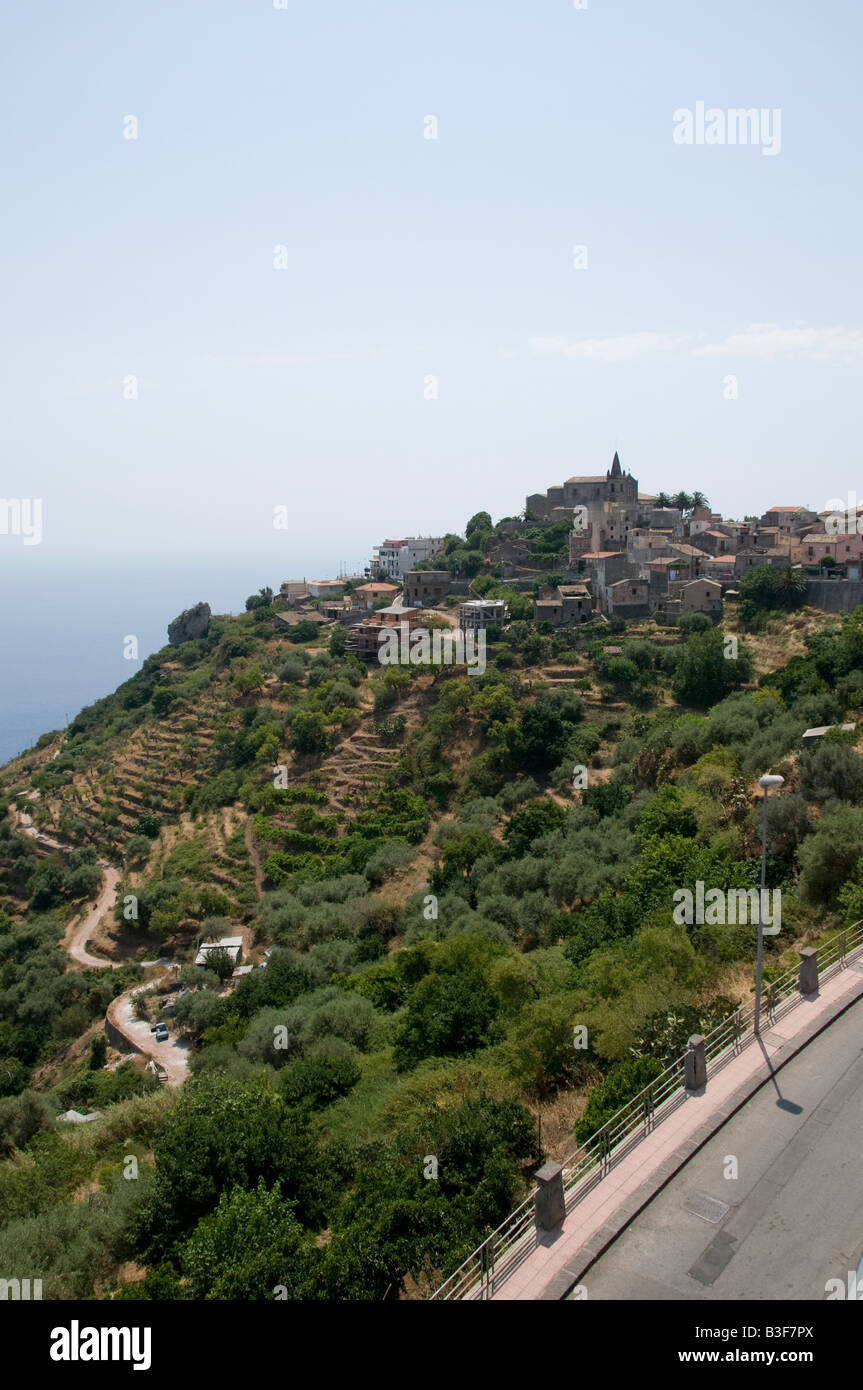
802 723 857 743
195 936 244 967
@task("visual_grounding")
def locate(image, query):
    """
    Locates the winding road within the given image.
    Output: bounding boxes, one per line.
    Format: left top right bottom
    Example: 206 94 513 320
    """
65 864 122 969
12 801 191 1086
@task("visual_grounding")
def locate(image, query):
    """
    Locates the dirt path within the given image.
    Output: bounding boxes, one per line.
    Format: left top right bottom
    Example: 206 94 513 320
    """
15 808 68 854
13 805 123 969
106 976 190 1087
245 816 265 896
64 863 122 969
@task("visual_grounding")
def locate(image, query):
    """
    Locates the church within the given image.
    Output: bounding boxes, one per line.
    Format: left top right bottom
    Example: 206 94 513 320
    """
526 452 639 522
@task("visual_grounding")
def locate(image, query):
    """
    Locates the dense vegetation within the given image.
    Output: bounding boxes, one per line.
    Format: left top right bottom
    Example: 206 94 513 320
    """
2 538 863 1300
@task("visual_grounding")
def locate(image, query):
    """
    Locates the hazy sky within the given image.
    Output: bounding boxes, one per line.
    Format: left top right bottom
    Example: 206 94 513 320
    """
2 0 862 583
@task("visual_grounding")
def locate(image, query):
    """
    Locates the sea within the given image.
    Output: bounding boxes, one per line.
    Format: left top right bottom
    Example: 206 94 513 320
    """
0 554 335 769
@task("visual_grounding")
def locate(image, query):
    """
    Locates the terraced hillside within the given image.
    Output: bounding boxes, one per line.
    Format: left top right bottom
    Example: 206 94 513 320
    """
3 590 863 1301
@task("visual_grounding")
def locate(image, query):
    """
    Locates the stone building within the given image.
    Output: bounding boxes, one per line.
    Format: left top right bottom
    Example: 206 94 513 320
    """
792 531 863 567
403 570 450 607
349 605 427 661
527 451 638 525
533 583 593 625
607 578 650 619
678 577 723 615
759 505 818 535
733 549 793 580
354 581 400 611
581 551 633 613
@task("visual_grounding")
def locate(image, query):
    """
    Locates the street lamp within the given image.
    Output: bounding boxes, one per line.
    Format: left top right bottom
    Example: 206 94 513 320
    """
754 774 785 1035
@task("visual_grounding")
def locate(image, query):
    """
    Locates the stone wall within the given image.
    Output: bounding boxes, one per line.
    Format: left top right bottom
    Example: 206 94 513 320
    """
104 1013 145 1056
805 579 863 613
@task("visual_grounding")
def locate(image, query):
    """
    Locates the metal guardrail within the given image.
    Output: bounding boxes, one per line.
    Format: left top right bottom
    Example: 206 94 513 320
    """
430 918 863 1300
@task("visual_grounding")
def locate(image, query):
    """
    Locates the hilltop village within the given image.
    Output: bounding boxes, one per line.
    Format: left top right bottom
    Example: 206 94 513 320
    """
273 453 863 656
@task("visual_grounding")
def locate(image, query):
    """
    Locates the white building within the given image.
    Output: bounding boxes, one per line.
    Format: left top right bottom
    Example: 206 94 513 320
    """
374 536 446 579
195 936 244 967
306 580 343 598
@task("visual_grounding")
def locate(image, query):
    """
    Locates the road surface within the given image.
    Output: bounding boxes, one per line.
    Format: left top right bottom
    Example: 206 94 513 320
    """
569 993 863 1301
65 864 122 969
15 801 188 1084
15 802 121 970
106 980 190 1087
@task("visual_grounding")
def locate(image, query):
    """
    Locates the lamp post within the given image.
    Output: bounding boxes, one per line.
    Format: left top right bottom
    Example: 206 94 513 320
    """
754 774 785 1035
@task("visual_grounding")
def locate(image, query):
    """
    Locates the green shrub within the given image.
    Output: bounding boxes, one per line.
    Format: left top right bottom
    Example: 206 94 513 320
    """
574 1057 664 1144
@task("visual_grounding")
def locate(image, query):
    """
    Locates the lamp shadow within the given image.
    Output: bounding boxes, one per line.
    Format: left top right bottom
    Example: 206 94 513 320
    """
755 1034 803 1114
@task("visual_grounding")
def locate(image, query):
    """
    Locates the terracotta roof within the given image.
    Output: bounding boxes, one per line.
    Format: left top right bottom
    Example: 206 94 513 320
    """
355 582 399 593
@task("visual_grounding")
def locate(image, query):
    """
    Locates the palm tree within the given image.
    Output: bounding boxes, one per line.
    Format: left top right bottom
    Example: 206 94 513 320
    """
655 491 673 509
672 490 694 513
776 566 807 610
691 491 710 512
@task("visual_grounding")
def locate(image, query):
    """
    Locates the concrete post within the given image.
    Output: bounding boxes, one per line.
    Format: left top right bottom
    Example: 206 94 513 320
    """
684 1034 707 1091
534 1161 565 1231
798 947 819 996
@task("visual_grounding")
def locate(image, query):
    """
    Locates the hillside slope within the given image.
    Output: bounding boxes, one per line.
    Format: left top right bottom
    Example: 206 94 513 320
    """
2 594 863 1299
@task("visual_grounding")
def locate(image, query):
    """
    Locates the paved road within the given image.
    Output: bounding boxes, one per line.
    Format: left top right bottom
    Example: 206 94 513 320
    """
570 994 863 1301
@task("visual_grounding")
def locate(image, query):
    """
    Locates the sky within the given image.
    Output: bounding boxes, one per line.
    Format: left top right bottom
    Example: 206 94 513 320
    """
1 1 862 756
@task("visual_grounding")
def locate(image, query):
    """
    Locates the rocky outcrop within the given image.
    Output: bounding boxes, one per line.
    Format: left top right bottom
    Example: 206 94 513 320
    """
168 602 211 647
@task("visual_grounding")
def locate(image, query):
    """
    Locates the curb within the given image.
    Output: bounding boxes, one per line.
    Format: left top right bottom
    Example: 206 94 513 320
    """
547 969 863 1301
